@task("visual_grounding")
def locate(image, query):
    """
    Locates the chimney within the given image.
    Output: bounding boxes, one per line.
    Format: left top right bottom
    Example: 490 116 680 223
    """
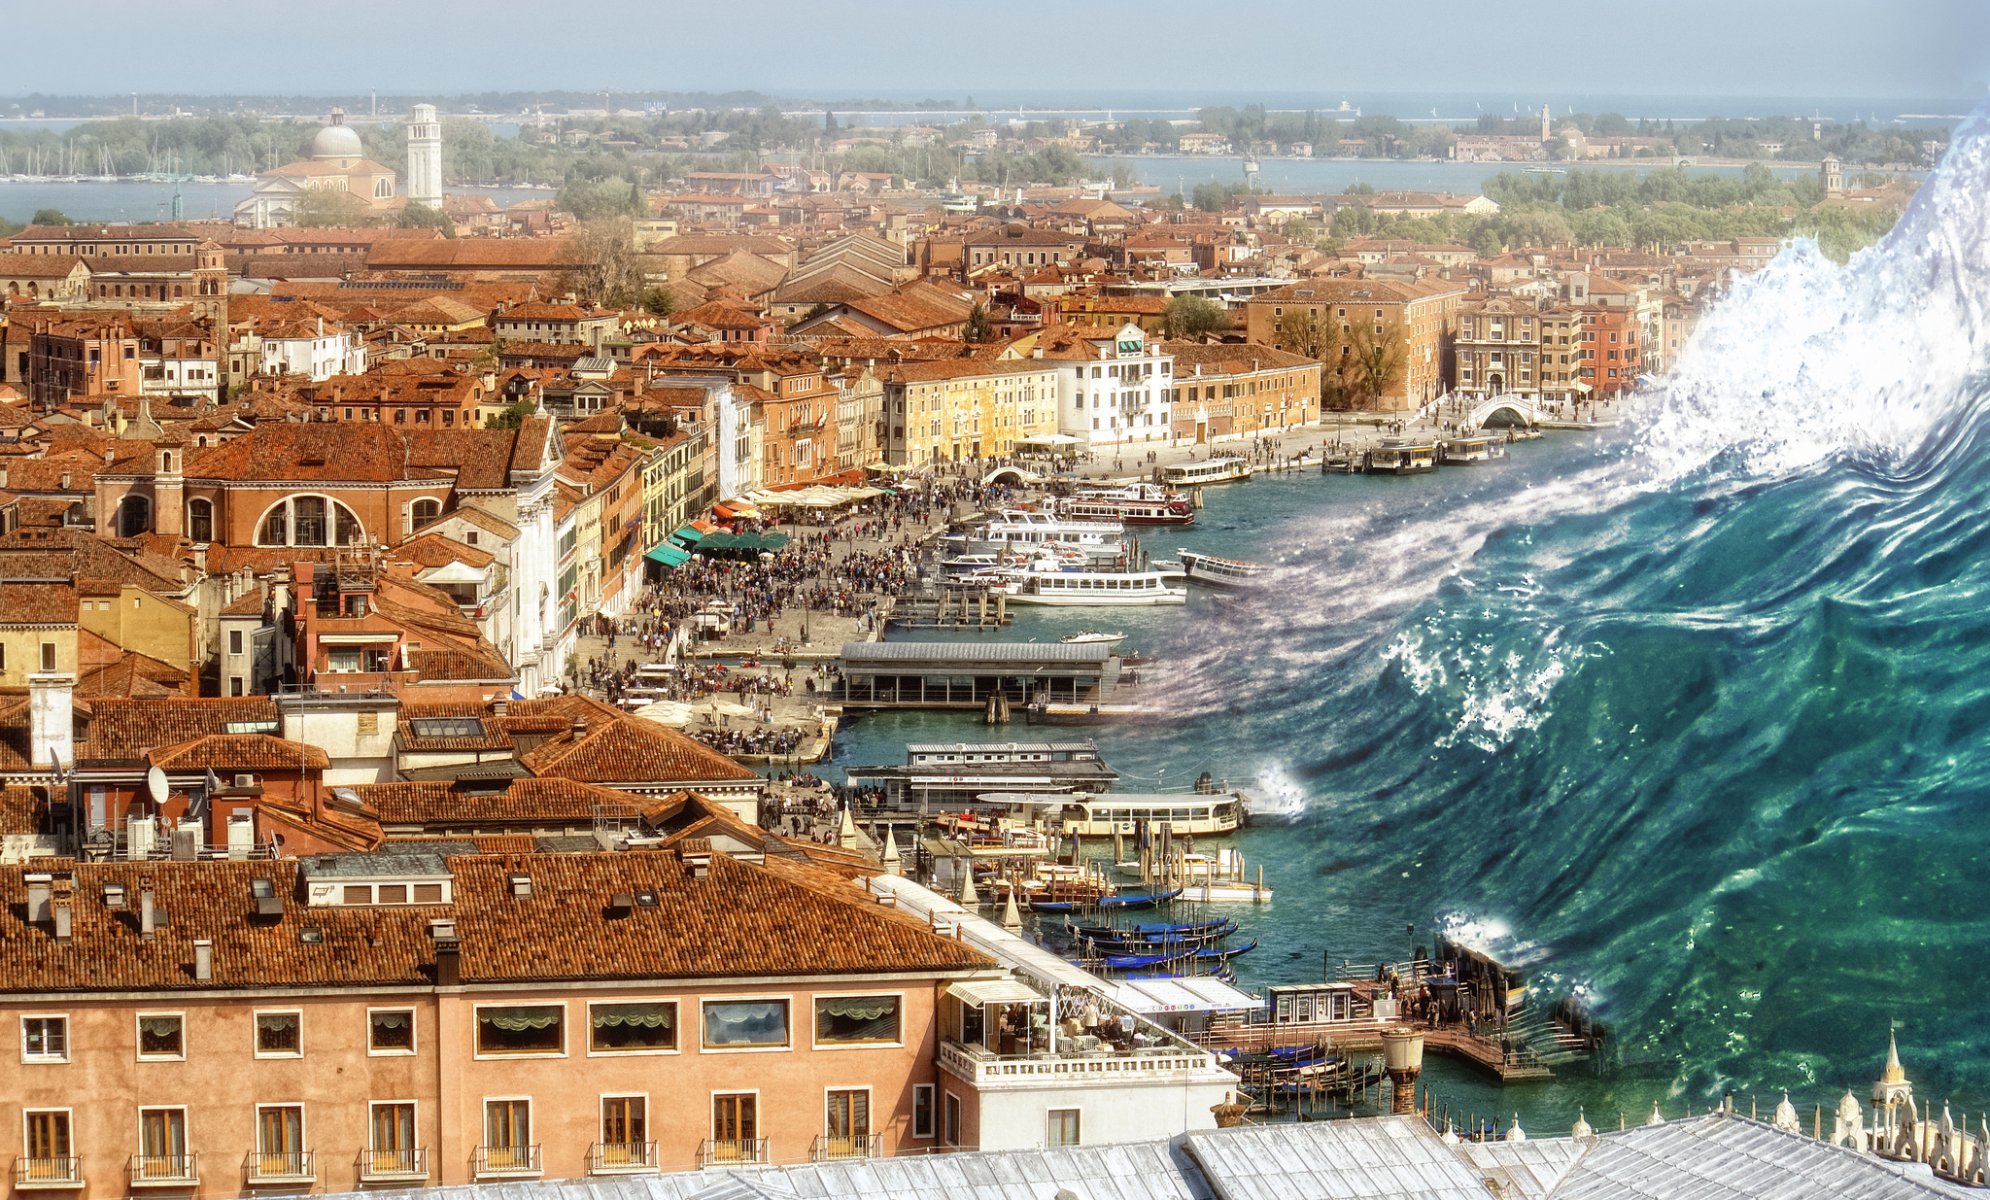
193 939 212 980
26 673 73 771
24 873 52 924
139 885 158 936
52 897 72 943
431 919 461 986
491 697 508 717
570 718 587 739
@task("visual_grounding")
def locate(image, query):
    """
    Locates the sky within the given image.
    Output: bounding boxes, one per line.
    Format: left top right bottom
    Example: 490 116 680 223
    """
7 0 1986 104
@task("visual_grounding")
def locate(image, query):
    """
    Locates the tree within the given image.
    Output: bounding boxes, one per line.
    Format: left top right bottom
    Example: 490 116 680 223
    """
561 218 647 307
292 188 372 227
637 285 675 317
486 398 539 429
1191 181 1231 213
1472 227 1505 259
963 303 992 343
395 202 456 236
1344 317 1409 410
30 208 71 226
1162 296 1226 341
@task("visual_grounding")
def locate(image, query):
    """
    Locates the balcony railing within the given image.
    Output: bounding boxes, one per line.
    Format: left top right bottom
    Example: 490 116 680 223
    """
242 1150 315 1184
810 1133 881 1162
587 1141 658 1174
696 1138 769 1169
13 1157 83 1189
128 1153 199 1187
354 1147 427 1183
938 1038 1220 1087
472 1144 542 1179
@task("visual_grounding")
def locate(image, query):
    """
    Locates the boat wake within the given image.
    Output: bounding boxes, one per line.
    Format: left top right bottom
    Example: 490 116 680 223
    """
1172 99 1990 1100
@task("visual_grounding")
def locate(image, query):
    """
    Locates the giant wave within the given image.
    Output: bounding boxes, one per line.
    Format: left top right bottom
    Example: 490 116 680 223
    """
1175 99 1990 1101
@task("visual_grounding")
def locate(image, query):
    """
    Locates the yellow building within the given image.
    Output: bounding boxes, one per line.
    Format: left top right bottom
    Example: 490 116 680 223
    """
76 581 198 683
0 584 77 688
878 359 1061 466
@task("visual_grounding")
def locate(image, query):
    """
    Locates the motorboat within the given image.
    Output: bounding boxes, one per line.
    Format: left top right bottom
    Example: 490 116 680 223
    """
1061 484 1195 526
1163 456 1254 486
1059 630 1127 646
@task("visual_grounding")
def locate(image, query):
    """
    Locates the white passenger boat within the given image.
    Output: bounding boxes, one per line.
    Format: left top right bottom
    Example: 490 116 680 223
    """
1177 548 1266 589
1061 484 1196 526
992 567 1186 606
1163 456 1254 486
980 789 1244 836
943 509 1125 549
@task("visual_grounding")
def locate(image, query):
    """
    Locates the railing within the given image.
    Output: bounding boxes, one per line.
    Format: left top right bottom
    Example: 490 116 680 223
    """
242 1150 314 1183
810 1133 881 1162
13 1157 82 1189
696 1138 769 1168
354 1147 426 1182
938 1039 1220 1086
471 1144 542 1178
128 1153 199 1187
587 1141 658 1174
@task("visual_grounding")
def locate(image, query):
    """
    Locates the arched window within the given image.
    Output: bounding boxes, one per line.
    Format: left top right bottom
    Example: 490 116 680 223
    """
187 499 213 544
117 494 152 537
410 498 442 531
255 495 365 548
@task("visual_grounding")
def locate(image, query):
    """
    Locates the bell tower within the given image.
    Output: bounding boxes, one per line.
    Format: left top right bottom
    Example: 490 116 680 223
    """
406 103 444 212
1873 1025 1914 1118
192 240 229 404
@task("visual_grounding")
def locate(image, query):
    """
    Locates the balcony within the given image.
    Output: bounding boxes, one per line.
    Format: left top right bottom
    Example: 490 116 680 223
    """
696 1139 769 1169
937 1038 1224 1089
472 1145 541 1179
13 1158 83 1189
354 1148 427 1184
242 1150 315 1185
810 1133 881 1162
587 1141 658 1174
128 1154 199 1188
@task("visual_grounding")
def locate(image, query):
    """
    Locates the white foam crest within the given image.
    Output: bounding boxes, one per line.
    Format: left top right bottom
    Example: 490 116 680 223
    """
1631 104 1990 487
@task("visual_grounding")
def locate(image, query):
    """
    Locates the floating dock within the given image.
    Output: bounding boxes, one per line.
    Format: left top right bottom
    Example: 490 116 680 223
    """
834 640 1138 712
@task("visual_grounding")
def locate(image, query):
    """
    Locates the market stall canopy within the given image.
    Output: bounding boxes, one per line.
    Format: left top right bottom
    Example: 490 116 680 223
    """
1017 433 1082 446
630 700 695 726
668 524 706 544
645 543 692 568
742 485 887 509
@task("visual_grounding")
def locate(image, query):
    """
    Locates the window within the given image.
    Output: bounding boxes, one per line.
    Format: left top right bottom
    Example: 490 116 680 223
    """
137 1013 184 1060
410 498 441 530
814 995 900 1045
23 1110 72 1180
255 1011 301 1057
598 1096 647 1167
187 499 212 544
711 1093 757 1160
22 1015 67 1062
136 1108 188 1179
228 630 244 656
368 1009 415 1054
230 676 245 696
943 1091 962 1147
39 642 55 672
475 1005 564 1056
912 1084 935 1139
254 1105 307 1177
1047 1108 1081 1147
367 1103 417 1176
824 1089 870 1157
702 1000 788 1049
589 1002 676 1053
327 649 361 673
482 1100 533 1172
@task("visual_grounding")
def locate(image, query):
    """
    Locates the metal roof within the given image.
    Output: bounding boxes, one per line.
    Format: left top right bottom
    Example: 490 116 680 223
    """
1184 1118 1497 1200
1550 1115 1977 1199
840 641 1114 665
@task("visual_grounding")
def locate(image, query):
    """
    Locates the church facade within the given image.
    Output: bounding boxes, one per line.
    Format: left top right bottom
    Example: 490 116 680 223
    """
234 106 442 229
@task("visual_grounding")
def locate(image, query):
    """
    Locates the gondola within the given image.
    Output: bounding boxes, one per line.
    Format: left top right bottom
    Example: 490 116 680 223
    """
1066 916 1237 943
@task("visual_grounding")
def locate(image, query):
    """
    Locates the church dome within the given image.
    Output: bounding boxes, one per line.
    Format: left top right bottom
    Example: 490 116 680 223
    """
311 109 364 160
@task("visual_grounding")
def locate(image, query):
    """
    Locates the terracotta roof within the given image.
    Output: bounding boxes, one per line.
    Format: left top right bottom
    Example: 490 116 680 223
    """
185 424 449 485
519 714 758 785
0 582 77 627
86 697 280 763
361 777 646 826
0 252 89 279
148 734 330 772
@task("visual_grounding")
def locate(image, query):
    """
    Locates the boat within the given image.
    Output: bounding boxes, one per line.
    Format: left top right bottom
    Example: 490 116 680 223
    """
1065 917 1238 948
1362 439 1438 474
942 509 1125 551
1093 887 1183 911
994 568 1187 607
846 740 1120 813
1439 434 1504 464
990 789 1244 837
1177 548 1266 589
1061 484 1195 526
1094 948 1200 971
1059 630 1126 646
1163 456 1254 487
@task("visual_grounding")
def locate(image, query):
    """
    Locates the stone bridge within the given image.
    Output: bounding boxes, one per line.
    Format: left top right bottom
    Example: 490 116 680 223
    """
1466 393 1549 430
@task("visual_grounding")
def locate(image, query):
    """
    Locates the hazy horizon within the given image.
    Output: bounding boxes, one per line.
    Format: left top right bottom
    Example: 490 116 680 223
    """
8 0 1984 102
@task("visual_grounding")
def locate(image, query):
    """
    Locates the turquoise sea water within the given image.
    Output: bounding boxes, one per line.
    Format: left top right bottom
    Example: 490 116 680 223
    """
830 101 1990 1132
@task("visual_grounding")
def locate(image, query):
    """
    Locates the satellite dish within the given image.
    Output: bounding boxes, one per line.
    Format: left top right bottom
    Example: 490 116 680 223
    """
145 766 170 805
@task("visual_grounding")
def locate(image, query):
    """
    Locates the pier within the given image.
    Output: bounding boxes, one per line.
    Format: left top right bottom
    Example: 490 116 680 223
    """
834 640 1140 712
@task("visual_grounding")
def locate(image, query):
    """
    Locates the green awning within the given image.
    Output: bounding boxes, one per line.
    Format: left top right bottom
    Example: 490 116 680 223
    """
692 531 792 555
669 524 706 545
646 543 691 568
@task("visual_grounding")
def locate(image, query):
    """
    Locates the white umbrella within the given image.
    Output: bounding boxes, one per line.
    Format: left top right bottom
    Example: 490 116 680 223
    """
630 700 694 727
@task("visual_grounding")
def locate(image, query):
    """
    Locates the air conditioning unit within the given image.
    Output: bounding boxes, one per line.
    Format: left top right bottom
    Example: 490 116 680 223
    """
233 774 257 789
